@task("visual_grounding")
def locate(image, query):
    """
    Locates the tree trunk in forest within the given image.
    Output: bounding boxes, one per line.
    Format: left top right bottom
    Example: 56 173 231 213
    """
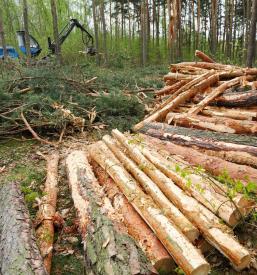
102 135 199 242
66 151 153 275
50 0 61 64
23 0 31 63
246 0 257 67
0 8 7 59
92 0 100 65
35 152 59 274
90 160 176 274
139 132 257 186
0 182 47 275
141 1 147 66
100 0 108 64
89 141 210 275
196 0 201 51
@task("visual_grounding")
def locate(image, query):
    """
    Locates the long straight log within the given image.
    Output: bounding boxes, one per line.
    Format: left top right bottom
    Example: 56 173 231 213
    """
88 142 210 275
0 182 47 275
195 50 215 63
133 72 218 131
175 62 241 71
35 152 59 274
102 135 199 242
163 72 196 82
140 133 257 188
66 151 153 275
90 160 175 273
166 112 257 134
155 80 188 97
170 64 209 75
111 129 251 270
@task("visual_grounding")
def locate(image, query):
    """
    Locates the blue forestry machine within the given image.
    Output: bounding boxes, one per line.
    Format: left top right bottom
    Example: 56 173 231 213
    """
0 19 96 59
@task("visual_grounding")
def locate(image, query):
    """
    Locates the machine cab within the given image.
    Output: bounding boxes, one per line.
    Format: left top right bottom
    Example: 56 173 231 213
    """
16 31 42 57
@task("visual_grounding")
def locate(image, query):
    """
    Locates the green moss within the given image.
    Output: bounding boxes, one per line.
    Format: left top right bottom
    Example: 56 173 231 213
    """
51 254 84 275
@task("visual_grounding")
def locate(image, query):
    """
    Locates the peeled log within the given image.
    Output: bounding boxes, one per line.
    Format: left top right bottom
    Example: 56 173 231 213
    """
102 135 199 242
90 160 175 273
140 133 257 189
111 129 250 270
133 72 218 131
195 50 215 63
166 112 257 134
0 182 47 275
155 80 188 97
175 62 241 71
88 141 210 275
35 152 59 274
163 72 196 82
66 151 153 275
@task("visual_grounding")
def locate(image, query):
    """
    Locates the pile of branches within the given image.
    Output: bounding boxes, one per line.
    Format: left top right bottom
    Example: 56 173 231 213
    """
0 61 144 138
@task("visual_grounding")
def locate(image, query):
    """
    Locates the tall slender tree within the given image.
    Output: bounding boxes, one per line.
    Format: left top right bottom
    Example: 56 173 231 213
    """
23 0 31 62
0 7 7 58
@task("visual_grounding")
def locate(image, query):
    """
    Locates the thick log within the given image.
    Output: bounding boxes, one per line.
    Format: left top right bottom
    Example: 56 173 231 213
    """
139 122 257 148
170 64 209 75
193 90 257 107
133 72 218 131
155 80 188 97
35 152 59 274
66 151 153 275
90 160 175 273
140 133 257 188
175 62 241 71
111 129 251 270
188 77 242 115
163 72 196 82
166 112 257 134
102 135 199 242
0 182 47 275
88 142 210 275
133 144 246 226
195 50 215 63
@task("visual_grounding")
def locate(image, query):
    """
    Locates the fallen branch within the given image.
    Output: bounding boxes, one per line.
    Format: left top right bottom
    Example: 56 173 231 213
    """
195 50 215 63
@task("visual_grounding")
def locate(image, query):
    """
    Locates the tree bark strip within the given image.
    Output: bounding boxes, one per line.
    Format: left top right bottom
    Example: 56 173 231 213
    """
111 130 250 270
0 182 47 275
35 152 59 274
90 160 175 274
66 151 153 275
102 135 199 242
88 142 210 275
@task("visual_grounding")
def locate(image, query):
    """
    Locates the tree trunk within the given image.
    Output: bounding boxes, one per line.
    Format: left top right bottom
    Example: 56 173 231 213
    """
0 8 7 58
90 160 175 274
246 0 257 67
92 0 100 65
140 132 257 186
102 135 199 242
50 0 61 64
66 151 153 275
100 0 108 64
23 0 31 63
141 1 147 66
196 0 201 51
0 182 47 275
88 141 210 275
111 130 250 271
35 152 59 274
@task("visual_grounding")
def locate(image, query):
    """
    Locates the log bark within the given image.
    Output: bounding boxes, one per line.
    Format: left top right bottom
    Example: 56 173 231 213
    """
166 112 257 135
133 72 218 131
163 72 196 82
195 50 215 63
102 135 199 242
188 77 242 115
111 130 250 270
193 90 257 107
170 64 209 75
0 182 47 275
155 80 188 97
175 62 241 71
90 160 175 274
88 142 210 275
140 133 257 188
35 152 59 274
66 151 153 275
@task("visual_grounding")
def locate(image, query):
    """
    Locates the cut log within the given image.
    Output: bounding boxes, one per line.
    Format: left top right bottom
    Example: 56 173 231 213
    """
66 151 153 275
163 72 196 82
193 90 257 107
88 141 210 275
155 80 188 97
90 160 175 274
195 50 215 63
175 62 241 71
133 72 219 131
139 122 257 148
111 129 251 270
35 152 59 274
0 182 47 275
188 77 242 115
133 143 246 226
102 135 199 242
166 112 257 134
219 71 257 79
140 133 257 189
170 64 212 74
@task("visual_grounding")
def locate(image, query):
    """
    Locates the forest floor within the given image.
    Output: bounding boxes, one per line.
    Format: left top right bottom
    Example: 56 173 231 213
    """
0 64 257 275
